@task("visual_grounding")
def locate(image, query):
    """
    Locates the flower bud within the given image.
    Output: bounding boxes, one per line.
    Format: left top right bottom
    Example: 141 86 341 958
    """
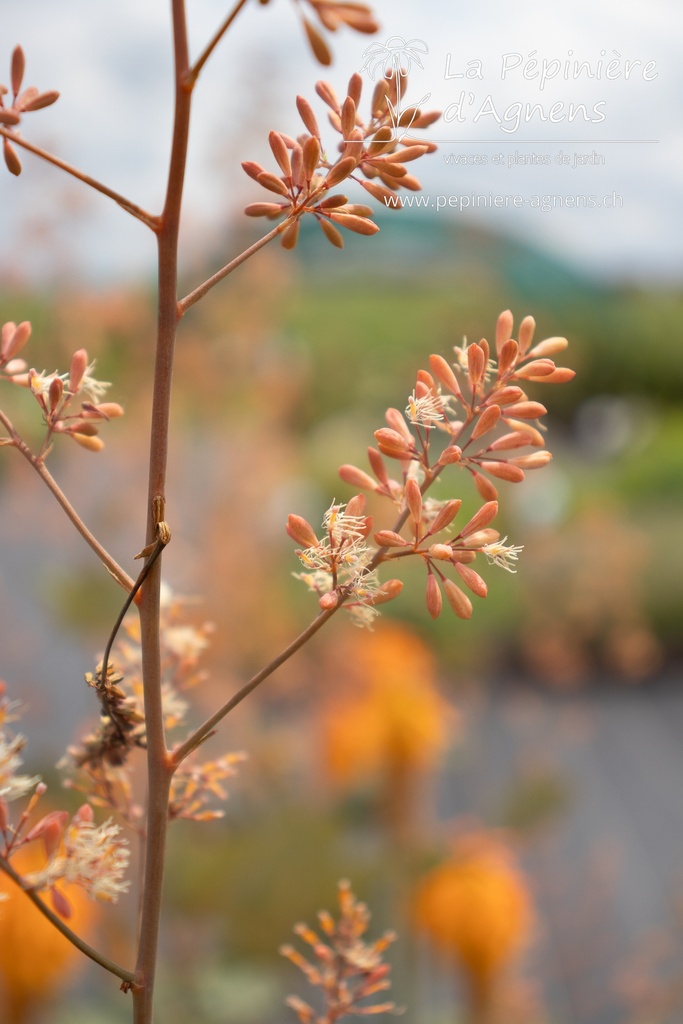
471 404 501 440
497 338 519 376
443 578 473 619
437 445 462 466
428 543 453 561
467 343 486 391
514 359 556 379
345 494 366 517
374 428 414 460
528 336 568 358
510 451 552 469
460 501 498 538
455 562 488 598
404 478 422 523
69 348 89 392
48 375 63 410
296 95 321 136
495 309 514 355
339 464 376 491
367 579 403 606
427 498 462 535
503 401 547 419
471 471 498 501
286 514 318 547
319 592 338 611
374 530 408 547
429 353 462 397
478 460 525 482
426 572 442 619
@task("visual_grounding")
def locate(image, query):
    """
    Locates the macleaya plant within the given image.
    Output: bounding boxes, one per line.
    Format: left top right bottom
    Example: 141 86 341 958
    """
0 3 574 1023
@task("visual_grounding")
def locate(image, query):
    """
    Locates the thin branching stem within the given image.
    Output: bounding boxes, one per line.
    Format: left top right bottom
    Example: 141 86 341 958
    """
178 222 286 315
186 0 251 85
0 854 136 986
0 128 160 231
0 409 134 591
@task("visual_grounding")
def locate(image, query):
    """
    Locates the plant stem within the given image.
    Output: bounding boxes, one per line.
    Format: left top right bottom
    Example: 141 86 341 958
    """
0 410 133 592
132 1 191 1020
0 128 160 231
0 854 136 986
177 222 286 315
186 0 251 85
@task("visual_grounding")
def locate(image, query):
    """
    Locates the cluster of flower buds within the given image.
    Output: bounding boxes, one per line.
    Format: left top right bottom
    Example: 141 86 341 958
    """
0 320 124 454
1 684 129 916
288 495 403 628
0 46 59 176
281 880 397 1023
243 70 438 248
258 0 379 66
289 312 573 624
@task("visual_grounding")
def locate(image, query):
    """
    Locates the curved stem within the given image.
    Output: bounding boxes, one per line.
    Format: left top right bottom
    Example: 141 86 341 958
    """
186 0 251 85
0 410 133 592
0 128 160 231
178 222 286 315
0 854 135 986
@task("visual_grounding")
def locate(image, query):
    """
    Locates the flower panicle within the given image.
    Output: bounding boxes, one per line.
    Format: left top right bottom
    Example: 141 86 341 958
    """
243 69 438 248
258 1 379 68
0 321 124 455
282 880 398 1023
302 312 575 622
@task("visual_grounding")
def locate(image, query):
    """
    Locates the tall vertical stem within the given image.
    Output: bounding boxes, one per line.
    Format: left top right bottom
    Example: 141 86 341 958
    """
133 2 191 1021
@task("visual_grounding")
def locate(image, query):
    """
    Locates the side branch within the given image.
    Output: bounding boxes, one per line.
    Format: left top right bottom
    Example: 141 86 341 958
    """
0 128 160 231
186 0 251 85
178 222 286 314
0 411 133 592
0 854 136 986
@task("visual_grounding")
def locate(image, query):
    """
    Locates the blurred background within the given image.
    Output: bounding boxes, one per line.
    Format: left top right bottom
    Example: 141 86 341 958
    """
0 1 682 1022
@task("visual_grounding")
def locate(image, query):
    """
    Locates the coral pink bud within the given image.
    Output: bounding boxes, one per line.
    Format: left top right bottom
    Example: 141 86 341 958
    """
3 138 22 176
471 404 501 440
360 179 401 208
245 202 287 217
514 359 556 379
495 309 514 355
374 428 414 459
438 445 462 466
75 803 95 823
487 431 533 452
269 131 292 177
404 478 422 523
341 95 356 137
50 887 73 920
443 578 473 619
286 514 318 547
319 592 338 611
497 338 519 377
69 348 89 392
11 46 25 97
504 419 545 446
241 160 266 181
503 401 547 419
416 369 436 392
450 549 477 564
256 171 289 196
429 353 462 396
531 367 576 384
518 315 536 354
302 136 321 180
368 579 403 606
319 218 344 248
385 407 412 442
326 156 357 187
327 212 378 236
471 469 498 501
22 90 60 112
455 563 488 598
92 402 124 419
427 498 462 536
315 80 341 113
1 320 31 361
426 572 442 619
467 343 486 391
428 543 453 560
466 528 499 546
489 386 524 407
368 447 390 487
345 493 366 517
528 336 568 358
296 95 321 137
510 451 553 469
48 375 63 410
347 72 363 105
339 464 377 491
26 810 68 852
280 219 300 250
460 501 498 537
479 460 525 482
374 530 408 547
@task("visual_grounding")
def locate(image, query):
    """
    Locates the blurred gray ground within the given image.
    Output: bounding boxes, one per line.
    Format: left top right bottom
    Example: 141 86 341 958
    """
441 675 683 1024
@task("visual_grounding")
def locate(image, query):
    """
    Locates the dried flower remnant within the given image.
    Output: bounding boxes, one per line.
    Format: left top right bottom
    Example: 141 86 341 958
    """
282 880 397 1023
243 70 438 247
0 45 59 176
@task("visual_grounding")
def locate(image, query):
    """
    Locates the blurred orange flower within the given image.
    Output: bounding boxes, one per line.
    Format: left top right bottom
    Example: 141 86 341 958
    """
320 623 456 783
414 830 533 1012
0 843 96 1023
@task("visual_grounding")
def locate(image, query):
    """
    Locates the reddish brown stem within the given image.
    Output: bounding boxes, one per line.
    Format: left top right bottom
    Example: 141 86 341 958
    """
132 1 192 1020
0 127 160 231
186 0 251 85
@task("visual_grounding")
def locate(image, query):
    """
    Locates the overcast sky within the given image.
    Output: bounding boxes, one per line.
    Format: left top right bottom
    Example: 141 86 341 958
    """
2 0 681 284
